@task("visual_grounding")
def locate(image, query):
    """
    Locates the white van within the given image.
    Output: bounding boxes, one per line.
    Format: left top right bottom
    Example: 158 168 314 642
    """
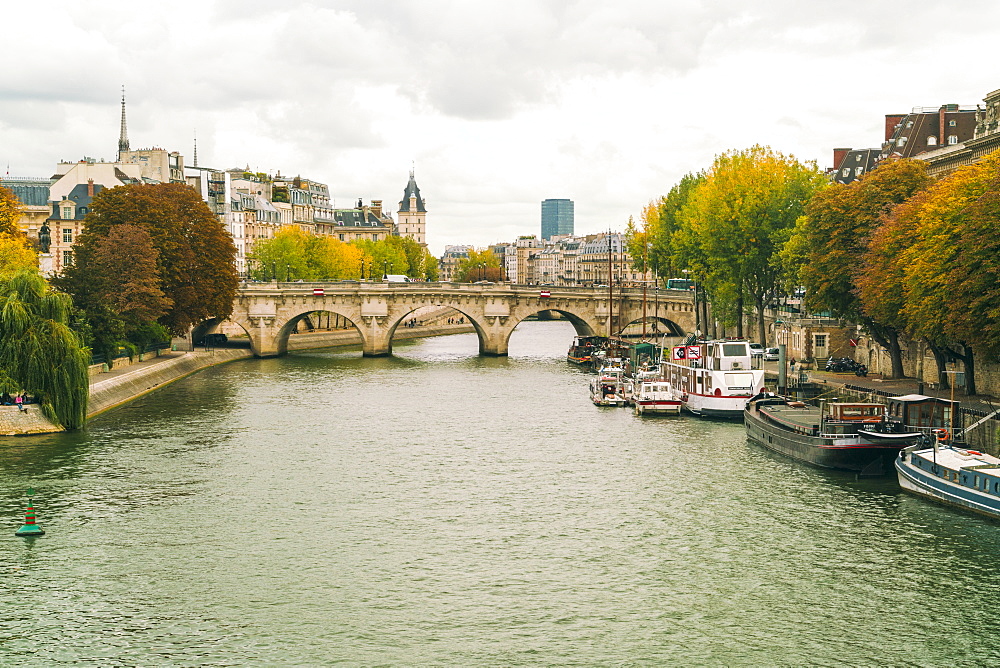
384 274 411 283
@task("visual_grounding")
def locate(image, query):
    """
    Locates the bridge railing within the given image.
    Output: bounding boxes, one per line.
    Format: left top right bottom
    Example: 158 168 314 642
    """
238 281 697 297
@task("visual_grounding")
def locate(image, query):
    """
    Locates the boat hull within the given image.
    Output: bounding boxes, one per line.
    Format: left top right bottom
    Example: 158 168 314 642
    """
895 450 1000 520
635 400 682 415
745 405 905 473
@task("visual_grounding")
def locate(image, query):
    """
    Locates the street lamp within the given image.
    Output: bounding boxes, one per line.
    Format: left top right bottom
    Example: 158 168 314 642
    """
383 260 388 280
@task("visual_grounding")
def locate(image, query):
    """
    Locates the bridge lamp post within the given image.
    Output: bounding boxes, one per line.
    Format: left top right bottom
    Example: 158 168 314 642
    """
286 263 291 282
383 260 388 280
272 262 277 283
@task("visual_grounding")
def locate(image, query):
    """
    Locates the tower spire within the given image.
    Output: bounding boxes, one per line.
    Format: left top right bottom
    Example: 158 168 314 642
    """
193 129 198 167
117 85 130 161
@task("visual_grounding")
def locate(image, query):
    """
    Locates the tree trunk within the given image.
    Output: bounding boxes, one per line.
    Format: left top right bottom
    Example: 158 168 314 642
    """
735 295 744 339
947 342 977 396
755 294 766 345
863 319 904 378
887 333 905 379
925 340 951 389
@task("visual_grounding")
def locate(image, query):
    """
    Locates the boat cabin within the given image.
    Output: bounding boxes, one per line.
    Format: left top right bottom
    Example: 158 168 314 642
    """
885 394 959 431
828 403 884 422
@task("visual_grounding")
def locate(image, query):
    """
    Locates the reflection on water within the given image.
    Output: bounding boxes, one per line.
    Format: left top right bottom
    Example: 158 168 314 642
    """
3 321 1000 665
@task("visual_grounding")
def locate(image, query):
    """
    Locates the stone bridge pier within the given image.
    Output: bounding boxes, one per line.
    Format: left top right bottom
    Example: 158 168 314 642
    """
223 283 697 358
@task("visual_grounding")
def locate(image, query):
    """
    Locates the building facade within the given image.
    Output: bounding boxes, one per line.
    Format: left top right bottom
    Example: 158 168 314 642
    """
541 198 574 240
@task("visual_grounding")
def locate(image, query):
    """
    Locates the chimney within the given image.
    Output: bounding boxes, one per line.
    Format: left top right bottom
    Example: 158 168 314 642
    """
87 178 94 197
372 199 383 218
939 105 947 147
832 148 850 172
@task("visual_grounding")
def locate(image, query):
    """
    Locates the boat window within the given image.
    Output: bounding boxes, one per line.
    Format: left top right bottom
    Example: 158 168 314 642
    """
722 343 746 357
724 372 754 390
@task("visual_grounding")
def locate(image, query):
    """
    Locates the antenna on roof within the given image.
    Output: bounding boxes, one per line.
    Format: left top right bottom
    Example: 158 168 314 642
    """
193 129 198 167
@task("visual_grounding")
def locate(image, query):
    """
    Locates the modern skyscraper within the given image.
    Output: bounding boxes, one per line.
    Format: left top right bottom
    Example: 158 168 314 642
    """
541 198 574 240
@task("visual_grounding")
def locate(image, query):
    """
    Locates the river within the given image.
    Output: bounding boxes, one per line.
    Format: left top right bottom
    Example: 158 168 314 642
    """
3 321 1000 666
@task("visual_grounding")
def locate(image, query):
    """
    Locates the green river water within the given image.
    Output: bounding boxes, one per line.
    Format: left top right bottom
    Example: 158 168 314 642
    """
3 321 1000 666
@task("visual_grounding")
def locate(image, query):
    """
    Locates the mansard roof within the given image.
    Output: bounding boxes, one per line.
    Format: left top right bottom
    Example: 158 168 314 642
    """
398 171 426 213
333 209 387 228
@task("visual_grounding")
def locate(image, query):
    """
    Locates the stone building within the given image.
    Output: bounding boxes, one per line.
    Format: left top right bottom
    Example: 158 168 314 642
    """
397 170 426 247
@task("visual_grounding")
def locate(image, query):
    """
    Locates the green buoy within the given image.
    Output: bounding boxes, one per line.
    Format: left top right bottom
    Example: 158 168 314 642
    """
15 487 45 537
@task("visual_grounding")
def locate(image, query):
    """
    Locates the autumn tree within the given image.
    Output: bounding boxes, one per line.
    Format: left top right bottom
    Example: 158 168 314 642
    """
876 150 1000 393
678 146 827 342
799 158 931 376
63 183 239 335
0 186 25 237
455 249 502 282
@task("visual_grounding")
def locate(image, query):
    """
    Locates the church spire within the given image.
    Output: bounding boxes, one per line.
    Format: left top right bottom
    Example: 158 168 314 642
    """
117 85 130 161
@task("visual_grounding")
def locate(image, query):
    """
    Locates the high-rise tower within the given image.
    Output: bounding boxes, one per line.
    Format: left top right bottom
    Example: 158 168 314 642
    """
397 169 427 247
541 198 574 240
117 86 130 162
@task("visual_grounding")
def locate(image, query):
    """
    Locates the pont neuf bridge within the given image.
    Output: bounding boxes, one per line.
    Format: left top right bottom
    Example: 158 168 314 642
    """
207 283 697 357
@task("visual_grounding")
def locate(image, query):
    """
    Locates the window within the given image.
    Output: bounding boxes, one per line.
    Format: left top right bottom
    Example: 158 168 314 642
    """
949 119 957 127
927 136 937 146
899 136 907 146
855 154 862 162
855 167 864 176
948 135 958 145
841 168 850 177
61 206 73 219
339 234 345 241
906 120 914 128
62 229 72 243
62 250 73 266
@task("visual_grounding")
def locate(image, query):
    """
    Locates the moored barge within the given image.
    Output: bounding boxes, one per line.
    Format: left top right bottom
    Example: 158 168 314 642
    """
745 394 923 473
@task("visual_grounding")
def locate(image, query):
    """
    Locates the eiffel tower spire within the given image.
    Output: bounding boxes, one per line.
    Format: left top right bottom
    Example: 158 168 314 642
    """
117 85 130 161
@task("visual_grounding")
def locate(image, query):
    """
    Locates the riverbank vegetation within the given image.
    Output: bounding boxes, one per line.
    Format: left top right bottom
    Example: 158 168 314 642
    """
0 186 89 429
246 227 439 281
635 146 1000 390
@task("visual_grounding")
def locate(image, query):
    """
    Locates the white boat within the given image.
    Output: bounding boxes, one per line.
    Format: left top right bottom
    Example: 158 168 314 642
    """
896 437 1000 520
590 370 628 407
633 380 682 415
659 340 766 418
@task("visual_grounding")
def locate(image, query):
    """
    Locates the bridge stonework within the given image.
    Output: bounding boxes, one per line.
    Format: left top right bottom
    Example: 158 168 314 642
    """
227 283 697 358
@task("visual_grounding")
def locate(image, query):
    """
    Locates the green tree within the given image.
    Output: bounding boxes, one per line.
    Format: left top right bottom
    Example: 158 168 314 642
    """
68 183 239 335
247 226 312 281
0 269 89 429
799 158 931 376
678 146 827 342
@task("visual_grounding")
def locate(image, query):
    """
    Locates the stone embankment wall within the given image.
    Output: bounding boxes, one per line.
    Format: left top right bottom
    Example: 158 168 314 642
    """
88 348 252 417
2 321 474 435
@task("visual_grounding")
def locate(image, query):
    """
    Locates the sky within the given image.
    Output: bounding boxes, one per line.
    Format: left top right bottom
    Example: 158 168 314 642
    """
2 1 1000 256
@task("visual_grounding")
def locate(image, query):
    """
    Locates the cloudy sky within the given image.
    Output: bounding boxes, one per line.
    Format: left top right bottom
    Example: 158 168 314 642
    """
2 1 999 254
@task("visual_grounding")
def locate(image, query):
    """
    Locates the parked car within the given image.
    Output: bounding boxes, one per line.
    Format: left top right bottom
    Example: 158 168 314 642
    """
749 343 764 357
764 347 780 361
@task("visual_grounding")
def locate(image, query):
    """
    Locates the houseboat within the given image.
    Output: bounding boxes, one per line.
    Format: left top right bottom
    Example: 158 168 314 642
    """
567 336 603 365
633 380 682 415
590 369 629 407
660 339 766 418
745 394 923 473
896 437 1000 521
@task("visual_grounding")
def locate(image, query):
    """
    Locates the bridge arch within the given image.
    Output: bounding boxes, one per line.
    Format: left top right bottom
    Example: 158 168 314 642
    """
230 283 697 358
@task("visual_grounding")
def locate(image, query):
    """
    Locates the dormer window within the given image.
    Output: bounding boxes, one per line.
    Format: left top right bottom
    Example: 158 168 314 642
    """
898 136 908 146
906 121 914 128
855 154 862 162
949 120 957 127
61 204 73 219
927 136 938 146
948 135 958 145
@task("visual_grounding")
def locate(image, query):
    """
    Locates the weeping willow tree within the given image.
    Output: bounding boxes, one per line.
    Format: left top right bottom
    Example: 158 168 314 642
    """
0 269 89 429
